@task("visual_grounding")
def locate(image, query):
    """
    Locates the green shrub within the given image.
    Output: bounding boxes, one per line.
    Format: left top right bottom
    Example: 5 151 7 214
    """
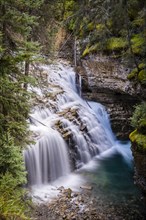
129 130 146 151
130 103 146 151
0 134 30 219
0 173 30 220
0 134 26 184
131 102 146 129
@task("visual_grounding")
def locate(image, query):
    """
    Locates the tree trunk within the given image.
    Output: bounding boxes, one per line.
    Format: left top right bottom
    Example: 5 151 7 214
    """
74 36 77 67
24 61 29 90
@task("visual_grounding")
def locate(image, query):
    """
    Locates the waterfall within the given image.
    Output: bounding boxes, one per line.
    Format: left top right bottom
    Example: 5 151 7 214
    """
25 60 130 187
24 128 70 186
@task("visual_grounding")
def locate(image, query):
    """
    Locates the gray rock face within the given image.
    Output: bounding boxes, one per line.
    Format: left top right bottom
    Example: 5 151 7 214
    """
132 143 146 203
76 55 144 140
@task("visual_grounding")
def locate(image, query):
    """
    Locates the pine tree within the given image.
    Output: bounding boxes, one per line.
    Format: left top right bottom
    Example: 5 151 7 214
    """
0 0 43 218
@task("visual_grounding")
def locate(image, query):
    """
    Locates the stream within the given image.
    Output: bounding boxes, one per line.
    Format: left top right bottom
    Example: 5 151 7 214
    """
25 60 146 219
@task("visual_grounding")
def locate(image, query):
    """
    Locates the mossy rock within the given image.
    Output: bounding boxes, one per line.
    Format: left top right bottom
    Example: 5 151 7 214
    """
138 69 146 85
127 68 138 80
129 129 146 152
106 37 128 51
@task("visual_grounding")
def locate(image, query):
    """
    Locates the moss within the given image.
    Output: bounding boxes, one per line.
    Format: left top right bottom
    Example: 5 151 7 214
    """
82 43 99 57
127 68 138 80
106 37 128 51
131 34 145 54
129 129 137 142
82 46 90 57
129 129 146 151
127 64 146 81
138 69 146 85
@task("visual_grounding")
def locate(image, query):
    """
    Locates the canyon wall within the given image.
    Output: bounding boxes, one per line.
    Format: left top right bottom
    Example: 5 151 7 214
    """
76 56 145 139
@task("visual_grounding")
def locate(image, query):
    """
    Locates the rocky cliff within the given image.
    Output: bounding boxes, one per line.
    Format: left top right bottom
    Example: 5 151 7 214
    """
76 55 145 140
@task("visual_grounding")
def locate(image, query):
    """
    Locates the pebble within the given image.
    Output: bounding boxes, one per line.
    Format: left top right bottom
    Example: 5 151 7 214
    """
32 187 146 220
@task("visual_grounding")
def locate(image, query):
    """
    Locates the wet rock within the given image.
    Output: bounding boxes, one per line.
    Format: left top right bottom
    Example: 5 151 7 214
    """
80 124 87 131
62 131 72 139
72 192 79 197
80 185 93 190
31 187 146 220
77 55 145 139
58 186 65 191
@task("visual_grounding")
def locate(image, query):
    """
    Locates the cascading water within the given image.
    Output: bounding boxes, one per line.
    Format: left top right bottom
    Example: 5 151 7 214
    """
24 60 132 188
24 127 70 186
23 61 146 220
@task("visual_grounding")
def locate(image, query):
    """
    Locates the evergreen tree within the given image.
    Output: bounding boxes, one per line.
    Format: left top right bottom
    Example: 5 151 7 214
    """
65 0 146 81
0 0 43 218
31 0 65 55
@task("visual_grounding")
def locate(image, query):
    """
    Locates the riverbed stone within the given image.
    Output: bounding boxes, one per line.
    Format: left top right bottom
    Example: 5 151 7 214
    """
80 185 93 190
32 184 146 220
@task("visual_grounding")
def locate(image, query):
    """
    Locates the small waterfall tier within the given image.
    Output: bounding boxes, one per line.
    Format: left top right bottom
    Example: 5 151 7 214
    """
24 127 70 186
25 60 115 186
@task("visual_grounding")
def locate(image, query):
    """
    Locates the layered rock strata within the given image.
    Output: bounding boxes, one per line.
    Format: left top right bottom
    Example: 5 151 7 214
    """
76 55 145 139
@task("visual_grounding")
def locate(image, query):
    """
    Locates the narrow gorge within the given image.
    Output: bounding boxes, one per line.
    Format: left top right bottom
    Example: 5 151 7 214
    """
0 1 145 219
25 60 146 219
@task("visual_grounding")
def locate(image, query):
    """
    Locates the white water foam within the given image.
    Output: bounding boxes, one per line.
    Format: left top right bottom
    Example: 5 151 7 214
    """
24 60 132 202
